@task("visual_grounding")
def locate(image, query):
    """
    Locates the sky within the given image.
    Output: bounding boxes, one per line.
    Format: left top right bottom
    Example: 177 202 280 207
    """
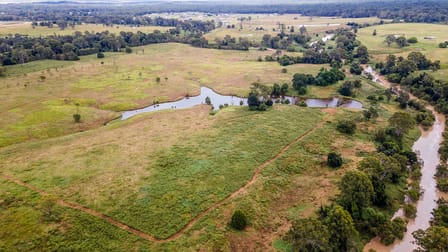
0 0 380 3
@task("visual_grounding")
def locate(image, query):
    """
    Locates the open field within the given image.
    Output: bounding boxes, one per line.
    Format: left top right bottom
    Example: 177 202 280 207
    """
203 15 384 43
0 43 325 147
0 69 415 250
358 23 448 62
0 22 173 37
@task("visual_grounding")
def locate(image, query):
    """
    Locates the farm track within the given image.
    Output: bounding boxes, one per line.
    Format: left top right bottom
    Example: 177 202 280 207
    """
1 115 327 243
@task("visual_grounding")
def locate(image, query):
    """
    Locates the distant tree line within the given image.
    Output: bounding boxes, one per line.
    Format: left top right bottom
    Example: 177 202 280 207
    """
1 1 448 23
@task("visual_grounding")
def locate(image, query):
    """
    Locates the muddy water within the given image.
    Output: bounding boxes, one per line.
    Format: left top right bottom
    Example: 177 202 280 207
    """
363 68 445 252
120 87 362 120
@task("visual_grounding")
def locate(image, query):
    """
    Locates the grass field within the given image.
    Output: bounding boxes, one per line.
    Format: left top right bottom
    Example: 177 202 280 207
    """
0 43 325 147
0 22 173 37
358 23 448 62
203 15 383 43
0 69 413 250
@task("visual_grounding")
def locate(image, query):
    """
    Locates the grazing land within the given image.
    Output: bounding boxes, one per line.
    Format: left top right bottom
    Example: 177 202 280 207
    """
0 22 173 37
0 43 325 147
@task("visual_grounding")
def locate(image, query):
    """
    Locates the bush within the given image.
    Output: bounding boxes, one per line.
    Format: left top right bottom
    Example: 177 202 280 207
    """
125 47 132 53
97 52 105 58
265 99 273 106
230 210 247 230
205 96 211 105
337 120 356 135
407 37 418 44
404 204 417 218
73 113 81 123
281 68 288 73
327 152 343 168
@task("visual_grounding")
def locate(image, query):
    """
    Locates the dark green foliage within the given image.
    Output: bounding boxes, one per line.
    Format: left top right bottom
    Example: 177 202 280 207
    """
265 99 273 106
97 52 105 58
339 170 374 210
286 218 330 252
327 152 343 168
292 73 314 90
230 210 247 230
407 37 418 44
378 218 407 245
404 204 417 218
431 199 448 227
336 120 356 135
73 114 81 123
349 62 363 75
436 164 448 192
324 205 360 251
205 96 211 105
125 47 132 53
413 226 448 251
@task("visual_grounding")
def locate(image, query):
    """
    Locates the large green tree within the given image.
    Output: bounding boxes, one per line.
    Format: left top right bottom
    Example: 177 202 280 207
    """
324 205 359 251
286 218 330 252
339 170 374 209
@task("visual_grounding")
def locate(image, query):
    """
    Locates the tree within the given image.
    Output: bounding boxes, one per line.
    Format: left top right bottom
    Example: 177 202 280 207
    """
205 96 211 105
97 52 105 58
327 152 343 168
396 36 409 48
286 218 330 252
280 83 289 96
385 35 396 47
247 93 261 109
356 45 369 63
125 46 132 53
350 62 363 75
407 37 418 44
338 81 355 96
372 29 377 36
230 210 247 230
339 170 374 209
324 205 359 251
73 103 81 123
292 73 314 90
413 226 448 251
388 112 416 136
336 120 356 135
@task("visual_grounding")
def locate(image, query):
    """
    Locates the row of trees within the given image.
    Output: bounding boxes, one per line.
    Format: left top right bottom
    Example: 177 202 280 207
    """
292 67 345 94
1 1 448 23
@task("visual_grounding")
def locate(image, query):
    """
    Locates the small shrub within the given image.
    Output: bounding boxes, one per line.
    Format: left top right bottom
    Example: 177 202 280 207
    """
205 96 211 105
281 68 287 73
327 152 343 168
404 204 417 218
125 47 132 53
337 120 356 135
73 113 81 123
97 52 105 58
230 210 247 230
239 100 244 106
265 99 273 106
407 37 418 44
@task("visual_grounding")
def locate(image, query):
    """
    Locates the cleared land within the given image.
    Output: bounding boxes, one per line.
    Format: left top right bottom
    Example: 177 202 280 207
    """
0 43 325 147
0 70 413 250
358 23 448 62
204 15 383 43
0 22 173 37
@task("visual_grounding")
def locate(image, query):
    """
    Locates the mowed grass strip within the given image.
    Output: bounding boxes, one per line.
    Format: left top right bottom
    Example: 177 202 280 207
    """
0 105 323 239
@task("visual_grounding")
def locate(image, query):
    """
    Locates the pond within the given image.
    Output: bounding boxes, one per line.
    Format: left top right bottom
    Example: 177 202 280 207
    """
121 87 362 120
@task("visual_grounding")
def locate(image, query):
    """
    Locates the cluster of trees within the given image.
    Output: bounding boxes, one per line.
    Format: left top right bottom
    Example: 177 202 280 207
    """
292 67 345 94
0 18 218 65
413 199 448 251
213 35 252 50
285 109 421 250
276 29 367 67
2 1 448 23
338 79 362 97
377 52 440 84
260 32 310 51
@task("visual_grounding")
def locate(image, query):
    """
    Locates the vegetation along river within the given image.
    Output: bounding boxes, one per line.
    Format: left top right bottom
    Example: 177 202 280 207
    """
364 67 446 251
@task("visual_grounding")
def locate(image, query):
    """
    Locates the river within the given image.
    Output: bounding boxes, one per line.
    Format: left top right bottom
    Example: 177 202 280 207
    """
363 67 445 252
